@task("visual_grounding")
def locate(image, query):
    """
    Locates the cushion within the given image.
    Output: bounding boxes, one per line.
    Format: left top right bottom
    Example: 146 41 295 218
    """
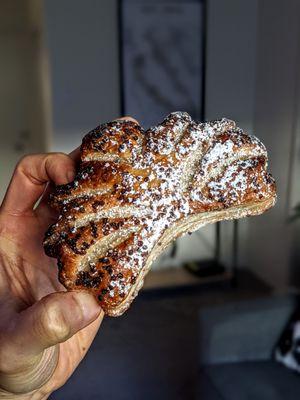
201 360 300 400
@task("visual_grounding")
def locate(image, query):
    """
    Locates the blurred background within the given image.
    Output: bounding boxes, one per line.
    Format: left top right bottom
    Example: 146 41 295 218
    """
1 0 300 399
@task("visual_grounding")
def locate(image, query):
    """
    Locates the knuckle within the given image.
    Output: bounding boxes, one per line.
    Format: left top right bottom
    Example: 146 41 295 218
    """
16 154 34 171
56 151 68 157
39 299 71 343
47 152 66 161
45 152 71 172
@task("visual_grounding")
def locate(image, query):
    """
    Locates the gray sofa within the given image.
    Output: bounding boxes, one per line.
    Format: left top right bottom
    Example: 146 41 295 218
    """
197 295 300 399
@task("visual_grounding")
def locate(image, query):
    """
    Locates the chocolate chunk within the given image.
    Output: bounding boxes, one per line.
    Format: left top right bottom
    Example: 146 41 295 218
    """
99 257 109 263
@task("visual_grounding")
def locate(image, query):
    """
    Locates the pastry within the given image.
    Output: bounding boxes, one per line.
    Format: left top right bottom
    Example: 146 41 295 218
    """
44 112 276 316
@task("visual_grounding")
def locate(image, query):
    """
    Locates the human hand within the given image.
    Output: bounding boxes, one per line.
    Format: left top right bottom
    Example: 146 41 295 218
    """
0 149 104 399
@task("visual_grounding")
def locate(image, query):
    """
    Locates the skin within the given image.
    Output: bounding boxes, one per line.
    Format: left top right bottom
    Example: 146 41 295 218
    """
0 117 137 399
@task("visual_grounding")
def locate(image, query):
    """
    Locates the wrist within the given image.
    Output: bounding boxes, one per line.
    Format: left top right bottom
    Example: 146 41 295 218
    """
0 346 58 399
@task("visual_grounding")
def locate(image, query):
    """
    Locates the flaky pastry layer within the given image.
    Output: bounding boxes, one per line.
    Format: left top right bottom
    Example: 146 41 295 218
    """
44 112 276 316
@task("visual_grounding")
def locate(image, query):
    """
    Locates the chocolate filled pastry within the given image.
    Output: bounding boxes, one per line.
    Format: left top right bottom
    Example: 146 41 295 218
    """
44 112 276 316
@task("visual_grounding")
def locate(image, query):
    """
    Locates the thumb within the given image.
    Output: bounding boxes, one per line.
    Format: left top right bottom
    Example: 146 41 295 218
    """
16 291 102 354
0 291 101 394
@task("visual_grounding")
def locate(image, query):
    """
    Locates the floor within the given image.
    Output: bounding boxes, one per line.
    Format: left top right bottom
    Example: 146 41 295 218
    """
50 270 271 400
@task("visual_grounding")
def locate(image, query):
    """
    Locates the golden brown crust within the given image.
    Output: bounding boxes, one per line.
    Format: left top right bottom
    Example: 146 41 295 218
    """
43 112 276 316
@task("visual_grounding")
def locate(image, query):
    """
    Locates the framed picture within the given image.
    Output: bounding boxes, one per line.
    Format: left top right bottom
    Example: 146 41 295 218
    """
119 0 206 128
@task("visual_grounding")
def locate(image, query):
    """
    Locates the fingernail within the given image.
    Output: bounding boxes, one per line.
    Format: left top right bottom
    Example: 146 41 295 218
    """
115 116 139 124
73 291 101 322
66 169 75 182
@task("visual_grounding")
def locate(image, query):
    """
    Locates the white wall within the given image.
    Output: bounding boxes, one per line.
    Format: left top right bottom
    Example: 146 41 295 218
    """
0 0 49 201
43 0 121 153
206 0 300 289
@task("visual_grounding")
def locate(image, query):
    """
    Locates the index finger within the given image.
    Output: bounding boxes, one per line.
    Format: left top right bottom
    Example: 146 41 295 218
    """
35 143 82 211
1 153 76 216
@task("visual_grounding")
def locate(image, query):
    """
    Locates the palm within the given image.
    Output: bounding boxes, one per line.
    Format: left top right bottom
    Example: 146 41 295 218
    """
0 210 59 299
0 153 103 396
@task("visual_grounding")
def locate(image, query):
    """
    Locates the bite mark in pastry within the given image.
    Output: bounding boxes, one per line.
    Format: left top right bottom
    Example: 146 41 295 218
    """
44 112 276 316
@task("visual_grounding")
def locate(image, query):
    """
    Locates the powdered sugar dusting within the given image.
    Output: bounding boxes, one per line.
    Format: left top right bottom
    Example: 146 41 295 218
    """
44 112 276 314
